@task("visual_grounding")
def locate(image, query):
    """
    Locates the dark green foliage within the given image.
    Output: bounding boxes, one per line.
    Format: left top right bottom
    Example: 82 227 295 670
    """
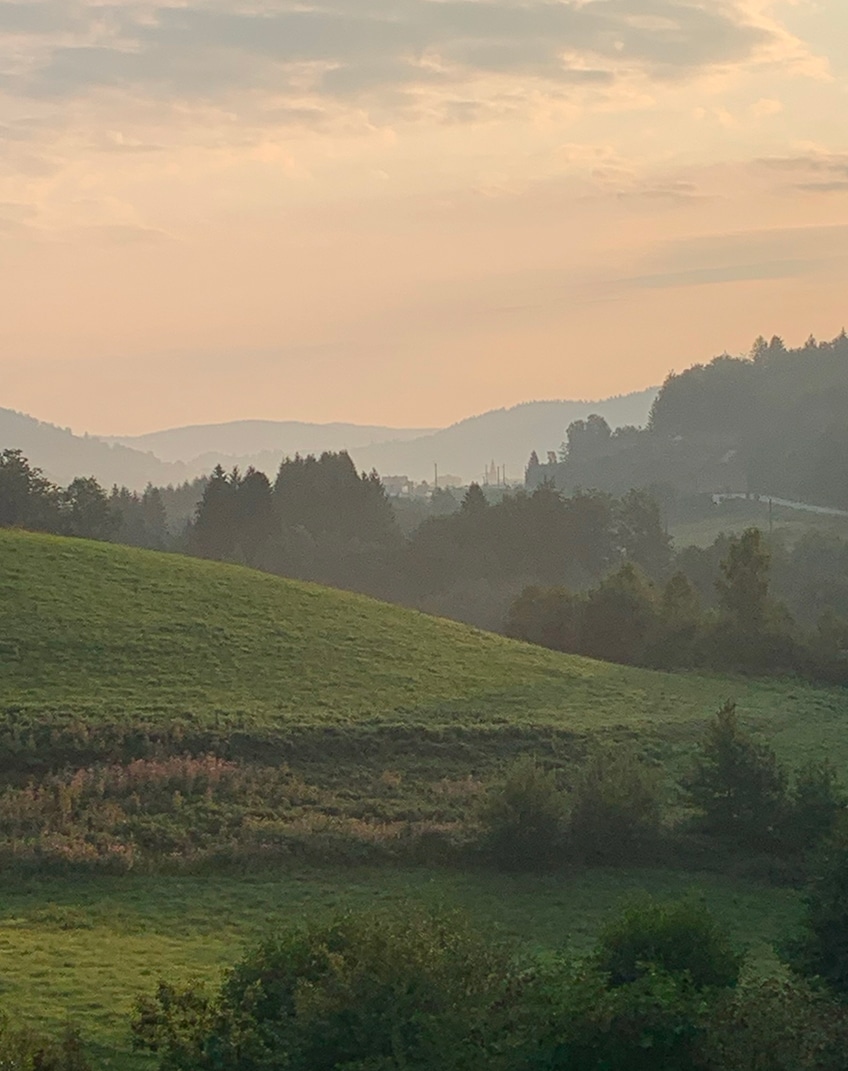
537 332 848 512
406 485 618 609
478 758 567 870
649 571 702 667
189 464 240 560
716 527 772 635
0 450 120 543
460 481 488 515
110 484 169 549
784 828 848 997
580 563 658 665
0 1017 89 1071
62 477 119 541
0 449 62 529
569 746 662 862
519 960 707 1071
681 701 788 847
615 488 672 579
514 899 739 1070
699 977 848 1071
787 761 847 856
234 467 276 565
504 586 581 652
132 910 509 1071
593 897 741 991
274 451 397 546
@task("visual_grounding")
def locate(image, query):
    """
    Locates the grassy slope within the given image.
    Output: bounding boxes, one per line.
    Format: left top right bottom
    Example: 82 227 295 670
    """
0 530 842 1064
0 867 800 1065
671 500 848 549
0 530 843 761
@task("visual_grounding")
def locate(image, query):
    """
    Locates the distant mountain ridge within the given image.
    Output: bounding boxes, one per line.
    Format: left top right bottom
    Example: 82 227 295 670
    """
1 388 658 490
111 420 436 464
350 391 659 483
0 407 181 488
109 389 659 485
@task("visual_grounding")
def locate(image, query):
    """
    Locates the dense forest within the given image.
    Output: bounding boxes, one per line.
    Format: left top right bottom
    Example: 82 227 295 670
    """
3 441 848 683
528 331 848 509
3 333 848 683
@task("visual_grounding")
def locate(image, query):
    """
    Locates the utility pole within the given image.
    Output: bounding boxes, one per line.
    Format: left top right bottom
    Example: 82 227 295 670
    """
434 462 438 490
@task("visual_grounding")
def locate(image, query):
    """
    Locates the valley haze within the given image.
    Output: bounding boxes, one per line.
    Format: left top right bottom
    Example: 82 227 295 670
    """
2 388 657 489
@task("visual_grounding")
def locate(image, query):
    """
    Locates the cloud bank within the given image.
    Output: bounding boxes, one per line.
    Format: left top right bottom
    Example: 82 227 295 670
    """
1 0 780 121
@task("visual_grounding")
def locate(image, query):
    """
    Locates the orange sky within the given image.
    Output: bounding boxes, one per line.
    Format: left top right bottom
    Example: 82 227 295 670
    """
1 0 847 434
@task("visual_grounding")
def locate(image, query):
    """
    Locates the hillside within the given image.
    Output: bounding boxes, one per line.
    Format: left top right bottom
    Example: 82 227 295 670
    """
111 419 434 465
532 333 848 509
105 390 658 485
0 529 843 1064
352 391 659 483
0 407 180 488
0 530 841 758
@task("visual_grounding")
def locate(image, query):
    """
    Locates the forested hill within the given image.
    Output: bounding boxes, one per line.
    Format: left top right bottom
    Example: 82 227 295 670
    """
0 407 179 488
530 332 848 510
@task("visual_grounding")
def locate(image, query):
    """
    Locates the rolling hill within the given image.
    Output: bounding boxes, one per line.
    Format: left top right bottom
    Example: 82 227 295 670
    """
0 528 842 1063
351 391 659 483
110 419 434 465
0 529 841 765
0 406 180 488
106 389 659 485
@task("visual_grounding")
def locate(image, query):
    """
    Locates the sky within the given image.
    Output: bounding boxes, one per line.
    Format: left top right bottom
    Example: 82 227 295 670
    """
1 0 847 435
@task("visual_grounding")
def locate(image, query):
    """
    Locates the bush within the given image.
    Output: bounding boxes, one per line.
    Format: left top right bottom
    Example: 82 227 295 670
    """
786 760 846 856
681 701 788 847
504 586 582 653
569 746 662 862
0 1018 89 1071
697 977 848 1071
580 564 658 665
784 825 848 997
478 758 567 870
593 897 742 991
518 960 706 1071
513 897 740 1071
133 909 511 1071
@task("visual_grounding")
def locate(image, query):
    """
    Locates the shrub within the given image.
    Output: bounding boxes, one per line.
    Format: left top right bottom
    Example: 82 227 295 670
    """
569 746 662 862
697 977 848 1071
580 563 658 665
681 700 788 847
133 909 511 1071
520 960 705 1071
593 897 742 991
478 758 567 870
504 586 582 653
786 760 846 856
0 1018 89 1071
784 825 848 997
513 898 740 1071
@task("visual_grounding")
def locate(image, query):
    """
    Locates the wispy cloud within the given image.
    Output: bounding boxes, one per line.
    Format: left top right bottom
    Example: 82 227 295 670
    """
3 0 779 115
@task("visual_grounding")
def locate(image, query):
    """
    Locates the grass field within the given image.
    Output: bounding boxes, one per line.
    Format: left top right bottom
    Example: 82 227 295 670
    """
671 499 848 549
0 529 843 759
0 530 844 1069
0 866 802 1068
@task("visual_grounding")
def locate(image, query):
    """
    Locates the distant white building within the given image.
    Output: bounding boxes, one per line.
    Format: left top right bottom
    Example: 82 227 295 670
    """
382 475 414 497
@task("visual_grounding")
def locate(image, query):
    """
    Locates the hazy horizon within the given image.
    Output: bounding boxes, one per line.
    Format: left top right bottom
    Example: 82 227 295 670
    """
2 0 846 434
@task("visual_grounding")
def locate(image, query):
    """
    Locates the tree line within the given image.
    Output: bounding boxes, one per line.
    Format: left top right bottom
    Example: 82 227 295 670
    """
4 446 848 682
507 527 848 682
528 331 848 510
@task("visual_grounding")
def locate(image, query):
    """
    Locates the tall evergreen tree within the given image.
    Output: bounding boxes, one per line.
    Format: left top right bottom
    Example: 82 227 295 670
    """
191 465 239 560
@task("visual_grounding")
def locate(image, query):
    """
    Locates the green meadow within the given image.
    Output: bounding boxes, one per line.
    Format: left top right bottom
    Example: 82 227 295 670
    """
0 529 846 1067
0 867 802 1068
0 528 843 757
